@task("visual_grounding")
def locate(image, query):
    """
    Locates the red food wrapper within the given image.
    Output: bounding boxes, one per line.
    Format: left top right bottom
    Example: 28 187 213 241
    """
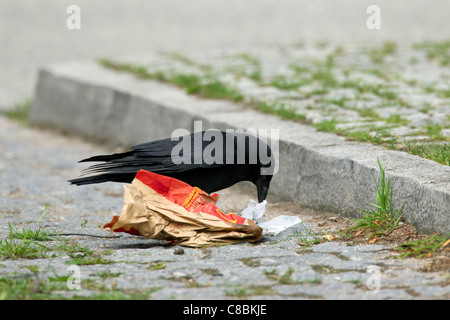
103 170 262 247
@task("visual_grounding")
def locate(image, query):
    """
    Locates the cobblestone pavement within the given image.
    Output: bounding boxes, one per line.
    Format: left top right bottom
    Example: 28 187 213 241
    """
0 116 448 299
106 42 450 153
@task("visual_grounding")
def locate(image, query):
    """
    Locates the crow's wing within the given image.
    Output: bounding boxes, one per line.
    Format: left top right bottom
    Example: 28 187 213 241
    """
78 131 232 177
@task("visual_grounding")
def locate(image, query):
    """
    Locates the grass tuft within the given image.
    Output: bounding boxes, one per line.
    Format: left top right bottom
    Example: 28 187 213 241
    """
313 119 338 132
345 159 404 238
4 98 31 125
195 79 244 102
257 101 307 122
0 238 50 260
8 222 55 242
413 40 450 66
404 142 449 166
99 58 244 102
397 233 450 258
366 41 397 64
385 114 409 125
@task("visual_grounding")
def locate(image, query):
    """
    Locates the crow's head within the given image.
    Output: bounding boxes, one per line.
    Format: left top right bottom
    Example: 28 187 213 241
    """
255 173 272 203
253 138 275 203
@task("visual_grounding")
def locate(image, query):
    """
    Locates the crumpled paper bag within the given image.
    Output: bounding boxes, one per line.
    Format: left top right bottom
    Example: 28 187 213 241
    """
103 170 263 247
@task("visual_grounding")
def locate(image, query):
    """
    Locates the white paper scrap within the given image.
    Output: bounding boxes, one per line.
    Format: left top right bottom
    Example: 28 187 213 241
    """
238 200 301 236
240 199 266 220
258 215 302 236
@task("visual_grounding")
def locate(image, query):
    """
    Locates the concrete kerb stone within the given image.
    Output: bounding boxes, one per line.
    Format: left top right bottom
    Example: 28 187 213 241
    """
30 61 450 234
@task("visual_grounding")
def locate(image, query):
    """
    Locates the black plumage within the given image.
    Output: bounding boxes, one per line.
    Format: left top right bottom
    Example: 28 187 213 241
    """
69 131 274 202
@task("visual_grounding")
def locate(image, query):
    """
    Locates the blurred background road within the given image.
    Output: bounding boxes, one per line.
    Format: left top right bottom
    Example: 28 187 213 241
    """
1 0 449 110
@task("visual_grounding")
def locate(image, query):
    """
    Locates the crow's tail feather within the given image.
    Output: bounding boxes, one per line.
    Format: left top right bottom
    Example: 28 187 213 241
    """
78 151 134 163
68 172 134 185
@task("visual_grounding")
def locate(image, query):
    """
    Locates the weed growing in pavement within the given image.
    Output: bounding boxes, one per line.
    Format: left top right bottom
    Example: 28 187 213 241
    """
345 129 391 145
1 222 116 265
0 222 159 298
257 100 308 122
3 98 31 125
396 233 450 258
232 53 263 83
193 79 244 102
61 241 113 265
345 130 374 143
344 159 404 239
0 273 159 299
312 67 337 88
276 104 307 121
224 285 248 298
80 219 88 229
357 107 381 120
403 142 449 166
169 73 202 93
263 267 322 285
313 119 338 133
0 274 67 299
8 222 55 242
385 114 409 126
268 76 304 90
147 262 167 270
0 237 51 260
438 89 450 98
66 255 114 266
54 241 92 256
0 223 55 259
37 204 49 223
413 40 450 66
168 52 212 72
98 58 244 102
95 271 122 279
364 41 397 64
294 222 322 247
263 268 294 284
424 122 447 141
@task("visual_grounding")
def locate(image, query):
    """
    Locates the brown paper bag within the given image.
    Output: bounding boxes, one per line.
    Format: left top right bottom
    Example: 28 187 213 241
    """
103 170 263 247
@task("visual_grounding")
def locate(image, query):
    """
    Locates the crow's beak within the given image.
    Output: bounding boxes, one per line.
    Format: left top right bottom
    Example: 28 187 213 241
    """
256 176 269 203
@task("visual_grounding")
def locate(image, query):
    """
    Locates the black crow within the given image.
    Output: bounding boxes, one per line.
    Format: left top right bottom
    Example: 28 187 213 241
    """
69 130 275 202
